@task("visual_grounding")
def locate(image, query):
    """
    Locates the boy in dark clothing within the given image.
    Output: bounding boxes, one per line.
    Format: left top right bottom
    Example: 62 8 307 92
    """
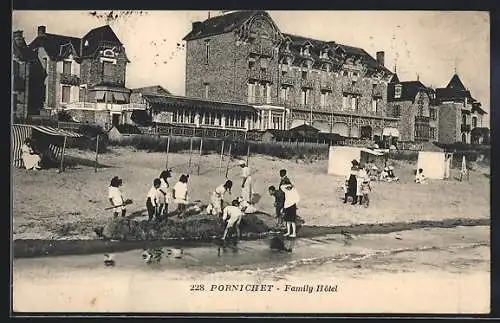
269 185 285 229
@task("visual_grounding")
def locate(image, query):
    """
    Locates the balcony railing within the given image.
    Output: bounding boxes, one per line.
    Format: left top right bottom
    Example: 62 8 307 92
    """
461 124 471 132
248 44 274 57
279 75 294 86
247 96 275 105
60 73 80 86
65 101 97 110
320 81 334 92
300 78 315 89
342 83 362 95
101 76 125 86
121 103 148 110
247 69 273 83
415 115 430 123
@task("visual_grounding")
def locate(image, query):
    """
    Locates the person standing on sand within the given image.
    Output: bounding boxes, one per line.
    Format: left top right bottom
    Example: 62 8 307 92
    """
108 176 126 218
146 178 162 221
158 169 172 217
347 161 359 205
269 185 285 229
208 180 233 216
356 164 368 205
280 183 300 238
239 161 253 204
172 174 189 215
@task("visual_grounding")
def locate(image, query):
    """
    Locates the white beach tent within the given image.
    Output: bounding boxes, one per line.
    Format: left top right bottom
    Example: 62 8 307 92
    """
416 151 452 180
328 146 385 177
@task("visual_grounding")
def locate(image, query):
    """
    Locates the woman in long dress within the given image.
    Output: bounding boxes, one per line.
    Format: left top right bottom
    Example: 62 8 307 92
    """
21 138 41 170
239 161 253 204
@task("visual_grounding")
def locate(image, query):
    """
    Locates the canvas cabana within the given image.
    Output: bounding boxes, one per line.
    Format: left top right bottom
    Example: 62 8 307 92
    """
327 146 385 177
12 124 82 170
416 151 453 180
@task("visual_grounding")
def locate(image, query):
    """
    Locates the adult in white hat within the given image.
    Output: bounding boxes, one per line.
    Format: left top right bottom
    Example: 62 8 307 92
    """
239 160 253 204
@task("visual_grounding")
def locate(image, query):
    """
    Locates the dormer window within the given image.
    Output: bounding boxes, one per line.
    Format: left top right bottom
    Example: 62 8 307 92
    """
394 84 402 99
303 46 310 56
103 49 115 58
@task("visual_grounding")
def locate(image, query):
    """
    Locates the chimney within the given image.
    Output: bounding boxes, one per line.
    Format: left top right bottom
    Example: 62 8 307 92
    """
13 30 25 47
37 25 46 36
376 51 385 67
192 21 202 32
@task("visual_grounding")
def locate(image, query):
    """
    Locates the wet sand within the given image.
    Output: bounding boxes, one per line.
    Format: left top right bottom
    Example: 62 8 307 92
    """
13 226 490 313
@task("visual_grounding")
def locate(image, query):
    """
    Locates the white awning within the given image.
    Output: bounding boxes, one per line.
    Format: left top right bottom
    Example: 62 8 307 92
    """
382 127 399 137
113 92 126 102
95 91 105 100
360 148 384 156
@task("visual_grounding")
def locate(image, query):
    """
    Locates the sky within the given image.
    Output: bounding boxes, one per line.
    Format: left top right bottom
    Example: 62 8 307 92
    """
12 10 490 124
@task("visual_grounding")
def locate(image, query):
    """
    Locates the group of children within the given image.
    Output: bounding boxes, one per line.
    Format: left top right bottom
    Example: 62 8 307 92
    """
342 160 372 207
105 161 301 241
268 169 300 238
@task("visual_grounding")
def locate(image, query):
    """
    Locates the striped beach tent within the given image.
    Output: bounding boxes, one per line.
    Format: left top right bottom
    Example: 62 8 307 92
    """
12 124 82 168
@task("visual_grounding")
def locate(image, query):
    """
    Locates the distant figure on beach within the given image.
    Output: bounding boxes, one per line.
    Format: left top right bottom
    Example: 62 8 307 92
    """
355 164 369 205
21 138 42 170
108 176 126 218
386 166 399 182
207 180 233 216
346 161 359 205
158 168 172 216
239 161 252 204
360 178 372 207
415 168 427 184
222 199 244 241
146 178 162 221
173 174 189 214
280 183 300 238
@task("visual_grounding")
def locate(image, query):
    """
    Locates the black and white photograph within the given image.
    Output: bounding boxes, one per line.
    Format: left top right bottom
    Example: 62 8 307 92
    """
11 9 491 313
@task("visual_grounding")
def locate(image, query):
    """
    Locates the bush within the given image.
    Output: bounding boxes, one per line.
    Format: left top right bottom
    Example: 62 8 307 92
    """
108 135 329 160
116 124 143 135
74 124 109 153
388 150 418 162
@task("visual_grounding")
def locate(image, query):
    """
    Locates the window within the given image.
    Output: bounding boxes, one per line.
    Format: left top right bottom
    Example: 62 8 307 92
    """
351 96 357 111
301 89 309 105
301 70 307 80
342 95 349 111
248 60 255 69
189 112 195 124
42 57 48 70
280 86 289 103
61 85 71 103
103 61 113 77
320 92 327 108
415 123 430 141
260 58 268 70
417 104 424 117
371 99 378 113
205 40 210 65
393 105 401 117
462 114 467 125
247 82 256 103
172 112 178 123
472 117 477 128
343 70 348 77
204 113 210 125
63 61 72 75
430 108 437 121
272 115 283 130
216 113 222 126
178 111 185 123
204 83 209 99
429 127 436 140
394 84 402 99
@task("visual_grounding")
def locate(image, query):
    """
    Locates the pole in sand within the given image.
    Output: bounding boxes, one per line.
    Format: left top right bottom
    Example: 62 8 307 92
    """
246 143 250 166
59 135 67 173
225 143 232 178
197 138 203 176
94 134 100 172
188 136 194 172
165 133 171 169
219 141 225 176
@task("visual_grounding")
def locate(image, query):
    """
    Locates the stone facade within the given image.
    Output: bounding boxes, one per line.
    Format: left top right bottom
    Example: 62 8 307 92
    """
184 11 398 138
438 103 461 144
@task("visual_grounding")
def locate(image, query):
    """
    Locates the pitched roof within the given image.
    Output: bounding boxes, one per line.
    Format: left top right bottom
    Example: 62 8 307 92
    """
28 25 123 61
446 74 466 91
29 33 81 61
132 85 172 96
387 81 433 102
142 94 258 114
183 10 260 41
289 123 320 132
12 32 37 61
80 25 122 57
283 33 388 74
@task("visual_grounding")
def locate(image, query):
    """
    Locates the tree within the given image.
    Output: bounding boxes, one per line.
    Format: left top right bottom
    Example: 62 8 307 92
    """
471 127 490 145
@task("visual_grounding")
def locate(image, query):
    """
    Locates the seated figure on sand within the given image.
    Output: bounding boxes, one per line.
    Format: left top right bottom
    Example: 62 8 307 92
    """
415 168 427 184
21 138 42 170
